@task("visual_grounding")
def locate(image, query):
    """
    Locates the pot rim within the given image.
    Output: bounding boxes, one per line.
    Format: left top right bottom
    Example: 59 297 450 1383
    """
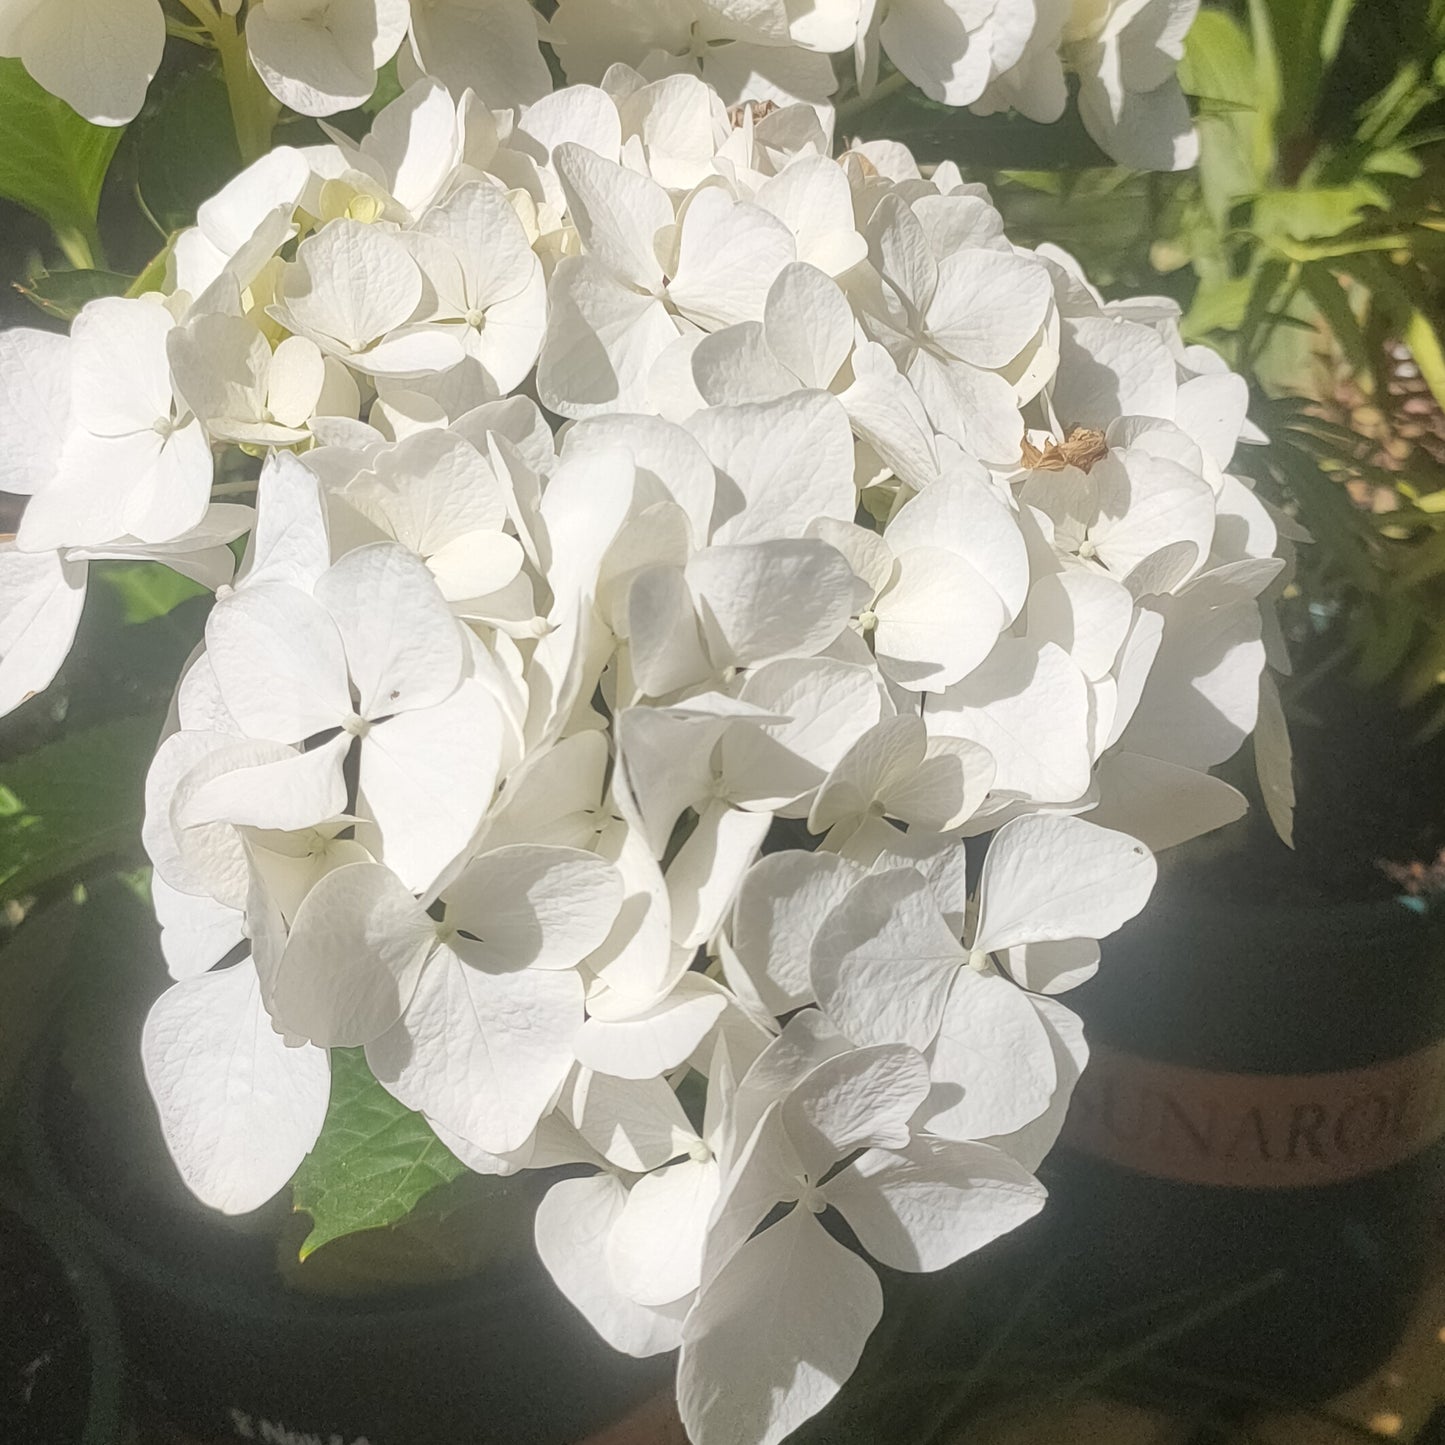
1 1181 127 1445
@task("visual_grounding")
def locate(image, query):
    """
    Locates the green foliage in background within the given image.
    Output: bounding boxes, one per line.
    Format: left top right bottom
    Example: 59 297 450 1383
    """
1005 1 1445 736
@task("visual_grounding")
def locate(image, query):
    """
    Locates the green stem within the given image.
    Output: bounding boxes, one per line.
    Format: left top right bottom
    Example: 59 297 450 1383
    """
214 21 280 164
164 15 212 45
171 0 279 163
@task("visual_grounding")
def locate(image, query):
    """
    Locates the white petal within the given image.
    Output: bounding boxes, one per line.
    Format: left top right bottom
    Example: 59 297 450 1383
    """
1025 568 1134 681
730 851 862 1014
783 1043 931 1174
142 960 330 1214
678 1207 882 1445
982 995 1088 1173
17 0 162 125
666 800 772 950
536 256 679 419
356 680 503 892
246 1 391 116
875 546 1007 692
669 188 796 330
609 1157 720 1307
997 937 1100 996
554 142 670 292
274 220 422 354
1088 751 1249 853
1117 590 1266 768
367 945 583 1153
885 466 1030 620
0 328 69 493
975 814 1156 954
685 539 863 668
443 844 622 972
926 637 1092 804
824 1138 1045 1272
152 875 246 982
575 975 730 1079
567 1070 694 1173
407 0 553 110
927 250 1054 369
0 546 86 717
810 867 963 1051
315 541 464 717
269 861 435 1046
562 411 716 547
924 969 1057 1139
690 391 855 545
239 450 331 590
755 163 866 281
691 321 798 407
206 582 350 740
1051 314 1175 429
535 1174 688 1357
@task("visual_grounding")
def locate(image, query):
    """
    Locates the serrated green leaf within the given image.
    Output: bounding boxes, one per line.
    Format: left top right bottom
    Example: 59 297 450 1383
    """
292 1049 468 1260
0 58 121 250
0 714 160 902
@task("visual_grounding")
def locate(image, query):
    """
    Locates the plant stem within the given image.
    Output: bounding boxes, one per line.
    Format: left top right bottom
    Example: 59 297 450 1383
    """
164 16 212 45
170 0 279 163
214 21 280 164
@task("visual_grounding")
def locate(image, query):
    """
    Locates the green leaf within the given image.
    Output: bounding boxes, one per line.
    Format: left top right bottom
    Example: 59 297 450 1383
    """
1180 11 1258 108
292 1049 469 1260
1298 266 1370 381
1182 274 1252 340
133 63 241 234
1362 146 1424 178
1404 309 1445 414
1244 0 1283 125
16 265 133 321
0 714 160 903
1259 0 1357 139
96 562 207 624
1252 182 1388 242
363 56 403 115
0 58 121 258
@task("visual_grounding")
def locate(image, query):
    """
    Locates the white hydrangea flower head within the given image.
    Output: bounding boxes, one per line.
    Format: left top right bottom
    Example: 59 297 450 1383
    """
0 51 1282 1445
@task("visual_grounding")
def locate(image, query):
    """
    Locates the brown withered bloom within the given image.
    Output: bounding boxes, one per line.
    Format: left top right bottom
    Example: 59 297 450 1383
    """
728 99 779 126
1020 426 1109 473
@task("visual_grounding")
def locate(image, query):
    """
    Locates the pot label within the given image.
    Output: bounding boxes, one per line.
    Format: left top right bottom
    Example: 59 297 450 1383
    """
1060 1037 1445 1188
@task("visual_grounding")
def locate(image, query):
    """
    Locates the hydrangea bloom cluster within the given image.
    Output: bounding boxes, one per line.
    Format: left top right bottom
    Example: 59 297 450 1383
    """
0 0 1199 170
0 63 1279 1445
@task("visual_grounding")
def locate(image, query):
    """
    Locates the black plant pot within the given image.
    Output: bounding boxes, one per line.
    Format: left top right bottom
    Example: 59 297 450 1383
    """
1041 886 1445 1405
0 1185 124 1445
21 1058 671 1445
